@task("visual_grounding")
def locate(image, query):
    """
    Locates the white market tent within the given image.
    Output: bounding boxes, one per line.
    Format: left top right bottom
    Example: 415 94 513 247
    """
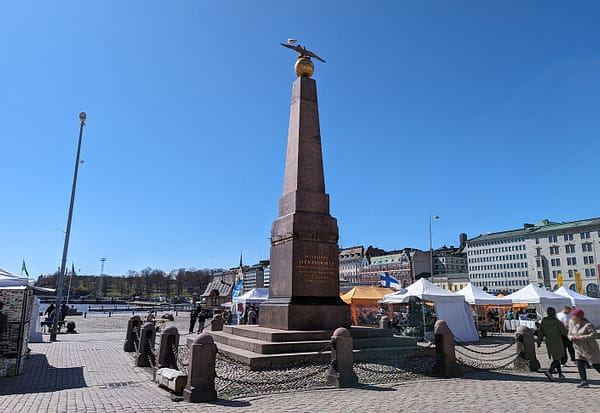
383 278 479 342
555 286 600 326
504 283 571 318
233 288 269 305
457 283 512 306
0 268 29 288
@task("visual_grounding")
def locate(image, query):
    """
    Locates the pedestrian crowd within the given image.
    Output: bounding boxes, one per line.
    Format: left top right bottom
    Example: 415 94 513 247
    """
537 306 600 387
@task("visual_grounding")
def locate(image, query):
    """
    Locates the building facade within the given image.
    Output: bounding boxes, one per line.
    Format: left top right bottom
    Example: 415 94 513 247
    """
466 229 532 294
360 250 413 288
242 260 270 292
525 218 600 297
467 217 600 297
339 246 365 285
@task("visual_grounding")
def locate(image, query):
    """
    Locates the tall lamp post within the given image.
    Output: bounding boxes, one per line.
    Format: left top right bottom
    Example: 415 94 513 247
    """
51 112 87 341
429 211 439 285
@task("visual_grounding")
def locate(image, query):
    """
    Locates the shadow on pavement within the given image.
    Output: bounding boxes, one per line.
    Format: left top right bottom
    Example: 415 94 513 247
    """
0 354 86 395
462 368 600 385
208 400 252 408
355 384 396 392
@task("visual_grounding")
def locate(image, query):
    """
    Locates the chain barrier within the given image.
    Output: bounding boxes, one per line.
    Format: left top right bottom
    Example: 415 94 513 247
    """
455 341 516 355
454 339 517 371
214 344 333 399
456 355 517 371
455 347 516 363
353 345 435 384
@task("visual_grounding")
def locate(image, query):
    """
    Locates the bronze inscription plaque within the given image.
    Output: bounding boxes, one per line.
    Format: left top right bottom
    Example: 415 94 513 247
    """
297 254 337 283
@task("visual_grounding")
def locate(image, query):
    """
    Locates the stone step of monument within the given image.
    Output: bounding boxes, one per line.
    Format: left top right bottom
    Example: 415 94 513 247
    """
212 329 416 355
222 325 331 342
214 341 422 371
221 325 397 343
211 330 330 355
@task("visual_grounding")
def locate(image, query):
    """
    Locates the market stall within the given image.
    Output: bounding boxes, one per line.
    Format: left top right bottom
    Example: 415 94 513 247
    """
457 283 512 335
341 286 395 327
232 288 269 324
504 283 571 330
555 286 600 326
0 268 34 376
383 278 479 342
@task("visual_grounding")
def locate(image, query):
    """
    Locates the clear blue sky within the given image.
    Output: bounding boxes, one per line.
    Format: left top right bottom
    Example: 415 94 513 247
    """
2 1 599 276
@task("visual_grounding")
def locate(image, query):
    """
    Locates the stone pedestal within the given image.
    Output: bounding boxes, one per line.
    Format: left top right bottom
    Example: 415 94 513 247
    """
260 75 351 331
514 326 540 371
327 327 358 387
431 320 461 378
183 333 217 403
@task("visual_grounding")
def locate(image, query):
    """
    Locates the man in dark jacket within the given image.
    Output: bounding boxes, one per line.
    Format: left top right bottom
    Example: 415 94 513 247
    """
197 308 207 333
189 307 197 334
537 307 568 381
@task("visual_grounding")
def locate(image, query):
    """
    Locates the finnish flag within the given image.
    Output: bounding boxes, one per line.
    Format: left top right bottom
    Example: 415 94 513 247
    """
379 272 401 290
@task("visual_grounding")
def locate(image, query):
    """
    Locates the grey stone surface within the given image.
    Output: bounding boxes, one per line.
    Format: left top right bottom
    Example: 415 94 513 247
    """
1 314 600 412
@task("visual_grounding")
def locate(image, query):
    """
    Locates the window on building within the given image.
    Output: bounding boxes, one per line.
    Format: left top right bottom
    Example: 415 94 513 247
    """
582 243 592 252
549 235 558 243
592 268 597 277
535 238 540 245
584 256 594 265
580 232 590 239
550 246 560 255
568 270 574 277
564 234 573 241
567 257 577 266
565 244 576 254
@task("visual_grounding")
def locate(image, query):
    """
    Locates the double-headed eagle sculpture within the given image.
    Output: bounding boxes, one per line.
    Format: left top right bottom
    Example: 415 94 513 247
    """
280 39 326 63
280 39 325 77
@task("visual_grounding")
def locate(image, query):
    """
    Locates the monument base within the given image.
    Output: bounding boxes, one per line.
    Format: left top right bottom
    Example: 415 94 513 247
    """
209 325 420 371
259 298 351 331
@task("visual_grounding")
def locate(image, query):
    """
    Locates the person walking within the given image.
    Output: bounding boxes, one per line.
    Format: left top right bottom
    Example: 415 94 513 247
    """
568 308 600 388
537 307 568 381
556 306 576 364
44 303 55 320
188 307 198 334
197 309 207 334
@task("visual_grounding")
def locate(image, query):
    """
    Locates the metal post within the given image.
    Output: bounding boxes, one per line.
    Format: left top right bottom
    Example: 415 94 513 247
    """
429 211 439 285
50 112 86 341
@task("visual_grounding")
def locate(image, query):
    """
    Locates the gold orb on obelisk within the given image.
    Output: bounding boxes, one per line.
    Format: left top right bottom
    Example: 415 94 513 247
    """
294 57 314 77
280 40 326 78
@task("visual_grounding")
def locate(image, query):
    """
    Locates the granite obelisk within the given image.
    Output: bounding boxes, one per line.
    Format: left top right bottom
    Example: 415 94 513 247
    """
260 48 351 331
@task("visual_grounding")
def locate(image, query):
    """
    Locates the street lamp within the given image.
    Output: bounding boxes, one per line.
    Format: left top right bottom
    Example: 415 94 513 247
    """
51 112 86 341
429 211 439 285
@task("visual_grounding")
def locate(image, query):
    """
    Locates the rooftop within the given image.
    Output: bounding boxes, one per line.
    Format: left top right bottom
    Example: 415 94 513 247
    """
524 217 600 235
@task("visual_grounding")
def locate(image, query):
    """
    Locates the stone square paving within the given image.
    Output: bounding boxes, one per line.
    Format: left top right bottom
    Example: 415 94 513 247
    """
1 313 599 412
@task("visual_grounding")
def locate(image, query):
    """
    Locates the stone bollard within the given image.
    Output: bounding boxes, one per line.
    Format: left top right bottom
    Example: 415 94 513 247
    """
183 333 218 403
514 326 540 371
136 322 156 368
211 313 224 332
158 326 180 370
327 327 358 387
431 320 461 378
124 315 142 352
379 315 391 329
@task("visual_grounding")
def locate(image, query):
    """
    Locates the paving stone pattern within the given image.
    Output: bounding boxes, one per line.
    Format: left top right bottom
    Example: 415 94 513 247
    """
0 313 599 412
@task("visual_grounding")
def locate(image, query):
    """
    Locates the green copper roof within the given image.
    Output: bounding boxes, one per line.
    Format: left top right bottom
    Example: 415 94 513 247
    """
525 217 600 235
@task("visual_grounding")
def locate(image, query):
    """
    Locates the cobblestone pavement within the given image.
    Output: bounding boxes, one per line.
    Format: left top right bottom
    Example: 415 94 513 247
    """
0 314 599 412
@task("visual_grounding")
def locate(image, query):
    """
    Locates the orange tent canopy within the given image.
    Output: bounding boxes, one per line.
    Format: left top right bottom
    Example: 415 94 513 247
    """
341 286 396 305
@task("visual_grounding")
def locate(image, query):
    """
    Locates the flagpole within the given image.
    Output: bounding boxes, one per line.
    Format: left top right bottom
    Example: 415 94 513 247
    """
51 112 86 342
66 266 74 307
